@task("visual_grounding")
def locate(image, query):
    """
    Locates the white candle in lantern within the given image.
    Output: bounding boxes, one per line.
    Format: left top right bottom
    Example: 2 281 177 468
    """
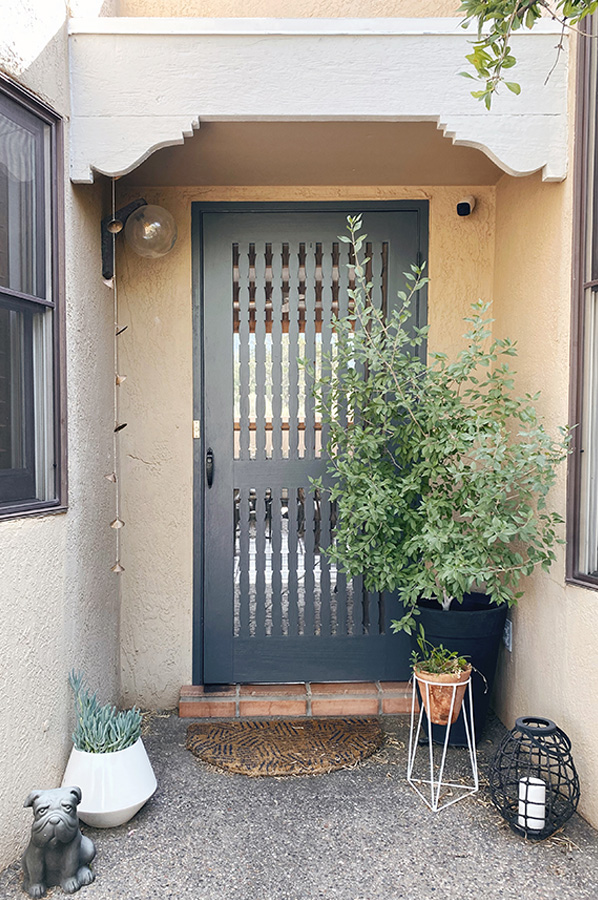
518 776 546 831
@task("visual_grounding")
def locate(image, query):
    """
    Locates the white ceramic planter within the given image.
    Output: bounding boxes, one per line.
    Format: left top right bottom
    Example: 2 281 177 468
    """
62 738 157 828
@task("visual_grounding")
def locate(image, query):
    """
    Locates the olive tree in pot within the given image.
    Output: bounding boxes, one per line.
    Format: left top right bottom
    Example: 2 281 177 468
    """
311 216 569 743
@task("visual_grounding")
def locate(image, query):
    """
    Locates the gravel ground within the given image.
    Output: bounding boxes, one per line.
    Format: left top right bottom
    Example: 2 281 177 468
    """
2 712 598 900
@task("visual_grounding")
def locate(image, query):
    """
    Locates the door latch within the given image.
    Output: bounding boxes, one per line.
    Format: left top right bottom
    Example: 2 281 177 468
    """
206 447 214 488
192 420 200 440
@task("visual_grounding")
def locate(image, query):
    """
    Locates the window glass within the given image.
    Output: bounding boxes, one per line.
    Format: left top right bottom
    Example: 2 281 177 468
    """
0 303 38 504
0 79 61 514
0 106 47 298
0 306 28 470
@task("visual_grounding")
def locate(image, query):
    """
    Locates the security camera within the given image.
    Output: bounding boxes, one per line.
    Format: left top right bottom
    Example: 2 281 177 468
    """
457 196 476 217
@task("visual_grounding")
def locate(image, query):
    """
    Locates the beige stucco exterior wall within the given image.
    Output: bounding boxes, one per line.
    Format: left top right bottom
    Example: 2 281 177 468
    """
493 167 598 828
117 181 495 708
118 1 460 18
490 31 598 829
0 1 120 870
4 0 596 874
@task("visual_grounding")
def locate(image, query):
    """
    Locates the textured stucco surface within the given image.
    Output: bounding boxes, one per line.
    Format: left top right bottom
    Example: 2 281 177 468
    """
118 0 461 17
490 33 598 831
116 187 194 710
126 122 504 189
117 181 496 710
69 21 569 186
0 3 120 871
492 166 598 830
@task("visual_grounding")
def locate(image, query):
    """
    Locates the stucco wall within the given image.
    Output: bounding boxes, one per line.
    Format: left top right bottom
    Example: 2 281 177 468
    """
117 1 460 18
492 167 598 828
0 2 120 870
488 28 598 829
116 182 495 708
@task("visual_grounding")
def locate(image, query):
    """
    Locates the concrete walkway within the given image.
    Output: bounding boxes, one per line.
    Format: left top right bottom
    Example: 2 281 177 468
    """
3 713 598 900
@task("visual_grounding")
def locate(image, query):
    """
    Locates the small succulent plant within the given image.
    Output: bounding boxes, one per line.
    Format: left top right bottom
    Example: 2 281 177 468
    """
69 670 142 753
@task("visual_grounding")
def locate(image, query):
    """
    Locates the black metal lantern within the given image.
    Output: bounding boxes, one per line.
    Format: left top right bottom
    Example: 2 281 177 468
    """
489 716 580 840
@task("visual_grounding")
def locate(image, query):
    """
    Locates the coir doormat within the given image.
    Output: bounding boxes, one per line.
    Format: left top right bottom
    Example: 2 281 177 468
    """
186 717 383 776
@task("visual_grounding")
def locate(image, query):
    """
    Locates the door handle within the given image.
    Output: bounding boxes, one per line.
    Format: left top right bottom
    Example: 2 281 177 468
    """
206 447 214 488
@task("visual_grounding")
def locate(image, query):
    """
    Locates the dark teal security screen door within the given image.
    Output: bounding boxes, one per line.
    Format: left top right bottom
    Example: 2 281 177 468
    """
194 202 428 685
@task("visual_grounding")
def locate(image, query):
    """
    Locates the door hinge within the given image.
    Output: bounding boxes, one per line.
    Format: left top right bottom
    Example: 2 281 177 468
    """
193 420 201 440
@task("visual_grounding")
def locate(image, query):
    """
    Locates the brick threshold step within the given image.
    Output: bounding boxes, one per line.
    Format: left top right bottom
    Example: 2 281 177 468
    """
179 681 413 718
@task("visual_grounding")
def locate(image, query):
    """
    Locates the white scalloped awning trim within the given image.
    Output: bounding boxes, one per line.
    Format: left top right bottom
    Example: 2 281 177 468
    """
69 17 569 184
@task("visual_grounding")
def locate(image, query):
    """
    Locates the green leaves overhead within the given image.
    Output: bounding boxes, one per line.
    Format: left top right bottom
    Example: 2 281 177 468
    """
459 1 597 107
308 217 569 633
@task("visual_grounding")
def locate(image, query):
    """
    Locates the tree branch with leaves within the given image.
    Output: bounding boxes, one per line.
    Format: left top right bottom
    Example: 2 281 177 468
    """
459 0 597 107
309 217 570 634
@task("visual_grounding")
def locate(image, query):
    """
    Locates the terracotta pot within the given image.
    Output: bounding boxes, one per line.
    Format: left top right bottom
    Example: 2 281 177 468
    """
414 664 472 726
415 595 508 745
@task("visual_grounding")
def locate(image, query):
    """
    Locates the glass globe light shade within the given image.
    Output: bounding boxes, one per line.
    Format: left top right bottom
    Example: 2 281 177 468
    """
124 205 177 258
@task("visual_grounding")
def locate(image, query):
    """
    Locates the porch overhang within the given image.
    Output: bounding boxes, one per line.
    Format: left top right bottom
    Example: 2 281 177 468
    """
68 17 569 185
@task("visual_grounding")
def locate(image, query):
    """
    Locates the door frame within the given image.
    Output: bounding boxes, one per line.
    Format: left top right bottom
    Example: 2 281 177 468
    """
191 199 429 685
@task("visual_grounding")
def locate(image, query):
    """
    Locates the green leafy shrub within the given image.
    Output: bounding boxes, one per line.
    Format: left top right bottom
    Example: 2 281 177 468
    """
459 1 596 108
69 670 142 753
310 216 569 633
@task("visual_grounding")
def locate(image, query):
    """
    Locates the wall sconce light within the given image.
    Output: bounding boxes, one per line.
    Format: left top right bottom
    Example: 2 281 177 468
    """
102 184 179 575
101 199 177 279
124 204 177 258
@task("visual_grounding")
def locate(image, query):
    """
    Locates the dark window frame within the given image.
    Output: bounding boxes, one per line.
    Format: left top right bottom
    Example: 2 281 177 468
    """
0 74 66 519
567 16 598 588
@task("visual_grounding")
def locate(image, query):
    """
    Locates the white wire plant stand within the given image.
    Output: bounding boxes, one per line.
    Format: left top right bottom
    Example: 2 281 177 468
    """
407 671 479 812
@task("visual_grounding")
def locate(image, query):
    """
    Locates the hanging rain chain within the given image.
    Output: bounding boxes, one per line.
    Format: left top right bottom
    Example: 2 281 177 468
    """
100 183 177 575
105 177 126 574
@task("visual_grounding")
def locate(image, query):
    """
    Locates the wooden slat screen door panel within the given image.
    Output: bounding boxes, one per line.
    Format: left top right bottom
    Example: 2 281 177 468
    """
196 205 428 684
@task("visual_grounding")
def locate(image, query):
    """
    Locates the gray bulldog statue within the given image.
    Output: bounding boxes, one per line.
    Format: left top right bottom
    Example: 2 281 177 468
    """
22 787 95 897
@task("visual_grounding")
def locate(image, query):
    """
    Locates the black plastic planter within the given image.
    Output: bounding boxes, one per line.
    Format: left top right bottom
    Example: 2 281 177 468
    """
414 593 508 746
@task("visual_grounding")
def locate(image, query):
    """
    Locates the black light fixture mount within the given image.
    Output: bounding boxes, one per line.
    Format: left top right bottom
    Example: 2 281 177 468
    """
101 198 147 280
